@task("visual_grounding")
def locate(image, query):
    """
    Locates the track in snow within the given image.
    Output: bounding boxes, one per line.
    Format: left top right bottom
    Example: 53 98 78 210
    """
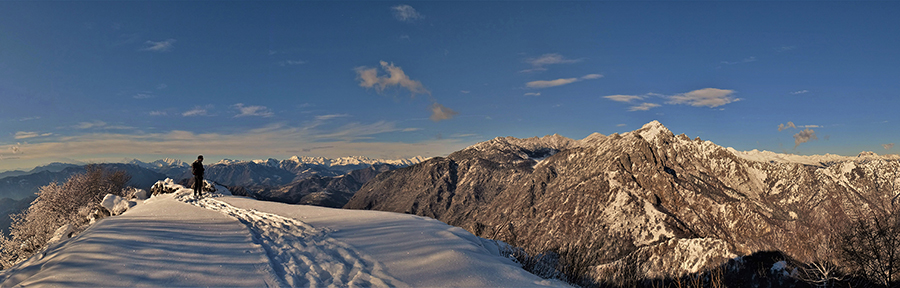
176 192 406 288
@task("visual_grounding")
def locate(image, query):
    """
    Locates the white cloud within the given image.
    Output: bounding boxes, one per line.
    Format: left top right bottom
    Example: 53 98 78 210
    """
720 56 756 65
460 90 470 94
526 73 602 89
14 131 52 139
667 88 739 108
182 107 209 117
790 90 809 95
793 128 817 148
315 114 350 121
141 39 176 52
883 143 894 150
603 94 643 103
355 61 430 97
616 124 627 127
392 5 422 22
156 84 168 90
524 92 541 96
74 121 107 129
18 117 40 121
429 103 458 122
133 93 154 99
526 78 578 88
233 103 274 118
520 53 583 72
149 111 167 116
629 103 661 111
278 60 306 66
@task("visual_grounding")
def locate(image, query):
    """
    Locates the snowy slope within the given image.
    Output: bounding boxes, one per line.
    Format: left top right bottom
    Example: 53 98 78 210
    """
0 183 568 287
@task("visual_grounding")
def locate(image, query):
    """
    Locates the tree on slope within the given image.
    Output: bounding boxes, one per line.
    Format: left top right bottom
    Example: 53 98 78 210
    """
0 165 130 268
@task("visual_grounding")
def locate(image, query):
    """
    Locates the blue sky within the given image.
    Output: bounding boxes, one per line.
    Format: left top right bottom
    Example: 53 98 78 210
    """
1 1 899 171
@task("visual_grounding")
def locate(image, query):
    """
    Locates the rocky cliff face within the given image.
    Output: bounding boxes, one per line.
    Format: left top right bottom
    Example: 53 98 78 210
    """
345 121 900 280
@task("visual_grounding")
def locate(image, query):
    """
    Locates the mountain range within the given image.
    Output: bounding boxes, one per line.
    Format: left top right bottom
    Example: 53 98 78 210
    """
345 120 900 282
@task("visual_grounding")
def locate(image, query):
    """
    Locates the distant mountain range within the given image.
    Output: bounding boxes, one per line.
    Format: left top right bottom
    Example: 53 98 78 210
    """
345 121 900 282
0 156 425 235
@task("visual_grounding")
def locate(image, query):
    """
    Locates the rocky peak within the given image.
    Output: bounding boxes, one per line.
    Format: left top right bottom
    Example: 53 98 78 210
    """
635 120 674 143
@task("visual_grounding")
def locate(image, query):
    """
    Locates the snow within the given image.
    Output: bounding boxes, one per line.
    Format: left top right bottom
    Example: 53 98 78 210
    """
100 194 134 216
728 148 900 166
637 120 672 142
0 182 568 287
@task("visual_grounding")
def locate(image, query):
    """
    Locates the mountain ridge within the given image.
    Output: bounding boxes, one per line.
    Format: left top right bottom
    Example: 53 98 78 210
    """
345 120 900 282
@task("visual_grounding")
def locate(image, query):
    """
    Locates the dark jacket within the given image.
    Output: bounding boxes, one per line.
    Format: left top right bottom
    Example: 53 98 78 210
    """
192 160 205 177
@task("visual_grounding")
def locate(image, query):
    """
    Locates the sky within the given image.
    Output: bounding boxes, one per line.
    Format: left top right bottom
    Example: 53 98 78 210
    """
1 1 899 172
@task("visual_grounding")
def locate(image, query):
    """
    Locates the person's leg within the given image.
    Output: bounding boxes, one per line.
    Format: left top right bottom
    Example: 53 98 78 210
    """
193 176 201 198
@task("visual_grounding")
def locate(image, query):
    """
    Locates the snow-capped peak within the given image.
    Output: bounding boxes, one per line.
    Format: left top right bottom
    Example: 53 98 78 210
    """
637 120 673 142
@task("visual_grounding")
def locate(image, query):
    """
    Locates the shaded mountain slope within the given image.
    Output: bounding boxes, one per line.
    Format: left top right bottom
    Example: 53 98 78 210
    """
346 121 900 280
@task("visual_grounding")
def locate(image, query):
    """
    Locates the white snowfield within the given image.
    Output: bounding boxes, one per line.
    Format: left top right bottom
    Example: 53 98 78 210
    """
0 182 569 287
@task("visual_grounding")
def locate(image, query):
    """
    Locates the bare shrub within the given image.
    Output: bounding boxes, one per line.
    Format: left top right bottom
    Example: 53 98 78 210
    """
0 165 130 268
839 208 900 286
836 166 900 287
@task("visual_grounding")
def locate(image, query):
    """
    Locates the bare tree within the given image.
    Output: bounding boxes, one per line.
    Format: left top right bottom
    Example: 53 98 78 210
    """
837 163 900 287
0 165 130 269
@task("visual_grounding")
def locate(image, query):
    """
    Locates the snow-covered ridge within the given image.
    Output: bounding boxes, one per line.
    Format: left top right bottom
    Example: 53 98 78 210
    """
728 148 900 166
214 155 428 167
623 120 900 166
0 179 569 287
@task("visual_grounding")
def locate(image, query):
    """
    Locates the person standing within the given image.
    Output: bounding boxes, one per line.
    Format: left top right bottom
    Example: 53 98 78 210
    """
191 155 205 199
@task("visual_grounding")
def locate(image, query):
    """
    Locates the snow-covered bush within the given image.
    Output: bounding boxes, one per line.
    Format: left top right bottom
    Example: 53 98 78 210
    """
0 165 131 268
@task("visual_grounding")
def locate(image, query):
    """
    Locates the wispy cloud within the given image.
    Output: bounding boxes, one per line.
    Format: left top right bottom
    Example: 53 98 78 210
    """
183 106 210 117
14 131 52 139
141 39 176 52
156 84 168 90
778 121 797 132
460 90 470 94
526 78 578 88
524 92 541 96
392 4 422 22
883 143 894 150
232 103 274 118
277 60 306 66
776 46 796 52
133 93 154 99
149 111 167 116
603 94 644 103
520 53 583 72
790 90 809 95
616 124 627 127
667 88 739 108
629 103 661 111
720 56 756 65
315 114 350 121
0 122 465 170
74 121 107 129
778 121 819 131
429 103 458 122
355 61 430 97
526 73 602 88
603 89 737 110
18 117 40 122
